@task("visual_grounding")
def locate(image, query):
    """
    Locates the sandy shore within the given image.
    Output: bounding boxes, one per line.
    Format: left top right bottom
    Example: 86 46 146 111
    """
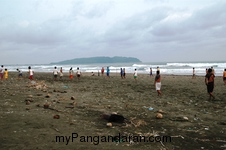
0 72 225 150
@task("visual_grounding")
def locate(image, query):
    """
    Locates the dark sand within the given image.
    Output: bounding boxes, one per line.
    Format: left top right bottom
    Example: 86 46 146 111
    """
0 72 225 150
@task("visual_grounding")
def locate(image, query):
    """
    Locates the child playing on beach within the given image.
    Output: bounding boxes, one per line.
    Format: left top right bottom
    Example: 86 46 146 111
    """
192 68 196 79
0 65 4 80
101 67 104 76
106 67 110 78
76 67 81 81
4 69 8 80
17 68 23 79
28 66 34 80
205 68 215 100
223 69 226 85
123 68 126 78
53 66 58 81
120 68 123 79
154 70 162 96
60 67 63 79
134 69 137 81
150 68 153 77
69 67 74 79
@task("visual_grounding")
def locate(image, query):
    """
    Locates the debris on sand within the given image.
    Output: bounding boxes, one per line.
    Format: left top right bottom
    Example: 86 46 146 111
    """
102 113 126 123
53 115 60 119
106 122 112 127
156 113 163 119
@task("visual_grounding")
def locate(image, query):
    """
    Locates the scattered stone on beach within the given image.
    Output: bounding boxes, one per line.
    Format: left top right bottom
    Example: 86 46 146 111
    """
71 101 77 106
106 122 112 127
44 103 49 109
27 95 33 98
25 108 30 110
183 116 189 121
107 105 111 109
157 109 164 113
37 93 43 96
53 115 60 119
71 96 75 100
26 101 30 105
45 94 51 98
156 113 163 119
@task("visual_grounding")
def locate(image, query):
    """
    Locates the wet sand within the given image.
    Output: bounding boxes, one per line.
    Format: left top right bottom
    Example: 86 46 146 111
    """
0 72 225 150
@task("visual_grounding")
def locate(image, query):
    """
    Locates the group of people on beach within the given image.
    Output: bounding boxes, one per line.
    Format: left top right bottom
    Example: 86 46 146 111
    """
1 64 226 99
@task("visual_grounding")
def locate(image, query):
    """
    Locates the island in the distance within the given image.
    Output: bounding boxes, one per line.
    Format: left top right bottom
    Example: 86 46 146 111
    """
50 56 142 64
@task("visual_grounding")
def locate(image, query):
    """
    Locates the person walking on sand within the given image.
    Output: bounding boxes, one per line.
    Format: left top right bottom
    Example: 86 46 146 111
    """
53 66 58 81
154 70 162 96
69 67 74 80
0 65 4 80
60 67 63 79
192 67 196 79
76 67 81 81
4 69 8 80
223 69 226 85
205 68 215 100
28 66 34 80
133 69 137 81
17 68 23 79
106 67 110 78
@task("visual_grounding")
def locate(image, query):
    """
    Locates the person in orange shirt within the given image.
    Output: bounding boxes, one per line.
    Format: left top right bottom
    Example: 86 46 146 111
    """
205 68 215 100
154 70 162 96
4 69 8 80
223 69 226 85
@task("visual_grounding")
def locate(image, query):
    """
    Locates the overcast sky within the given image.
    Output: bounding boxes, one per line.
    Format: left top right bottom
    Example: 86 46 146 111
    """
0 0 226 64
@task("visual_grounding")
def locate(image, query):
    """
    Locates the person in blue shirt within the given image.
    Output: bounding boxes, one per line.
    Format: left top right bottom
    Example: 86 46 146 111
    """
106 67 110 78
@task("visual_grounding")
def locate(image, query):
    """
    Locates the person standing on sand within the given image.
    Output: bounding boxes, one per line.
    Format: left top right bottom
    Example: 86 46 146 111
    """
205 68 215 100
120 68 123 79
17 68 23 79
123 68 126 78
154 70 162 96
28 66 34 80
150 67 153 77
0 65 5 80
76 67 81 81
223 69 226 85
4 69 8 80
192 67 196 79
53 66 58 81
101 67 104 76
60 67 63 79
133 69 137 81
106 67 110 78
69 67 74 80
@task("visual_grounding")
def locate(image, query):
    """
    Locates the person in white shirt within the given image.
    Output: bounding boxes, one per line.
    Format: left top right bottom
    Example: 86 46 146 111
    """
17 68 23 79
76 67 81 81
28 66 34 80
0 65 4 80
53 66 58 81
134 69 137 81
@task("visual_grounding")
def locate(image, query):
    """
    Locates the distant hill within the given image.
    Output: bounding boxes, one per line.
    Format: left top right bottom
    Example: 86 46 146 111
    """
50 56 141 64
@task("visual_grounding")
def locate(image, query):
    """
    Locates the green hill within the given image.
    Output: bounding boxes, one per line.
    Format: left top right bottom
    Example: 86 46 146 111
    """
50 56 141 64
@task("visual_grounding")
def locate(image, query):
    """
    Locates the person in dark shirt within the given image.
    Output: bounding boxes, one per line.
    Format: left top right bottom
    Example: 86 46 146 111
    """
205 68 215 100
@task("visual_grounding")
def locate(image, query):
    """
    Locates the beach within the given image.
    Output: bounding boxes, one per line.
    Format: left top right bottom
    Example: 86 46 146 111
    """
0 72 225 150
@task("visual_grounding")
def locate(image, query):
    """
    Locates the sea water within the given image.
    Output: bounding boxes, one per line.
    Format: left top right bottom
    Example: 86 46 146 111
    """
3 61 226 76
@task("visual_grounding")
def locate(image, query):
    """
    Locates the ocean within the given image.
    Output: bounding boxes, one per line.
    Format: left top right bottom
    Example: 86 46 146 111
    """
3 61 226 76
